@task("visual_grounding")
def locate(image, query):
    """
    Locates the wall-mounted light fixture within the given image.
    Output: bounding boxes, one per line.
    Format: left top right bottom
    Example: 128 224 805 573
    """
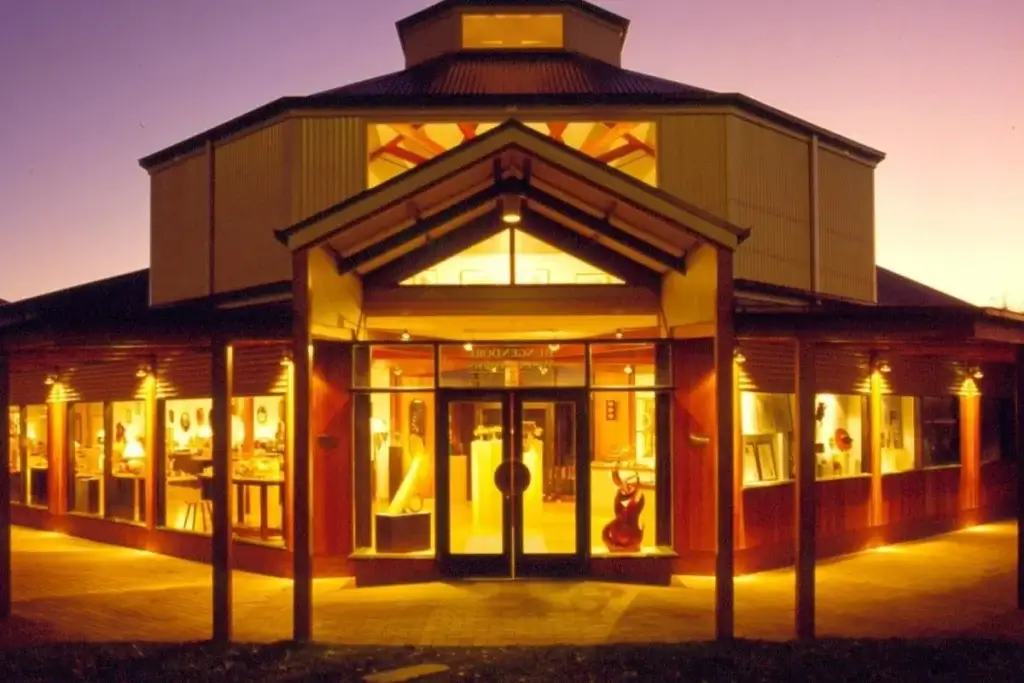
501 194 523 224
400 330 411 342
44 367 60 386
280 350 294 367
615 328 624 339
733 348 746 365
870 354 891 374
972 366 984 380
624 364 634 376
463 342 474 351
135 362 153 378
548 344 560 352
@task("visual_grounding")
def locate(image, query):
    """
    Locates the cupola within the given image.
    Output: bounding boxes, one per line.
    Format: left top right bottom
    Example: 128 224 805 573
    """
396 0 630 67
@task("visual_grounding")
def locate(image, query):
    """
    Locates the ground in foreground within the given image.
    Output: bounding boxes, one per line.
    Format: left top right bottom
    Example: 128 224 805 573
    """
1 640 1024 682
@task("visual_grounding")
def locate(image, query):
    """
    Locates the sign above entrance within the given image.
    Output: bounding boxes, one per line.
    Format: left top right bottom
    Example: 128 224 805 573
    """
440 344 586 388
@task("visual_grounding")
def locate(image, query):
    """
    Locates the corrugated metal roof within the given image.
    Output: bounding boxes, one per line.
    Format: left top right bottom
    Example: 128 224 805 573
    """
315 50 713 99
876 267 972 307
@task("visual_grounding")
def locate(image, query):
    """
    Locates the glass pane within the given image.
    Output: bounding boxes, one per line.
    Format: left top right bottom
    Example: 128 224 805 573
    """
814 394 867 479
353 345 435 389
921 396 961 467
231 396 287 545
353 392 437 555
25 405 48 508
981 396 1014 463
513 230 623 285
8 407 22 504
880 395 917 472
69 402 104 516
164 398 214 534
401 229 511 285
521 401 576 554
590 343 671 388
448 400 504 555
740 392 795 485
439 344 586 388
108 400 148 523
590 391 658 555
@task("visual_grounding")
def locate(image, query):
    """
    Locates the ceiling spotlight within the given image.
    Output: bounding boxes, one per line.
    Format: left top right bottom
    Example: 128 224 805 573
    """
615 329 624 340
501 194 522 224
400 330 411 342
463 342 474 351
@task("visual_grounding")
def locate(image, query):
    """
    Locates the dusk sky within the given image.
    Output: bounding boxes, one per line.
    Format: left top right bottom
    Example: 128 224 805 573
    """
0 0 1021 307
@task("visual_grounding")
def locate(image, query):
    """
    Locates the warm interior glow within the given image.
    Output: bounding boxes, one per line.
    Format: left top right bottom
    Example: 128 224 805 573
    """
400 227 623 286
368 121 657 188
462 14 564 50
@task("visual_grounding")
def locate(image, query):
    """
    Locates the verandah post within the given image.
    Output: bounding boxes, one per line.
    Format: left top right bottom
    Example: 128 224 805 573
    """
0 351 11 620
714 248 736 640
1015 344 1024 610
795 338 817 639
211 337 234 644
292 249 314 642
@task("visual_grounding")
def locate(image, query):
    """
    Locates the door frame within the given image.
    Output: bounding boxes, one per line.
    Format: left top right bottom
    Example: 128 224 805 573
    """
436 388 590 579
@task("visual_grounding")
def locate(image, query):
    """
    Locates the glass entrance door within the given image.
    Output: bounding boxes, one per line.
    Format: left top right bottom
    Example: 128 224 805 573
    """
437 390 587 578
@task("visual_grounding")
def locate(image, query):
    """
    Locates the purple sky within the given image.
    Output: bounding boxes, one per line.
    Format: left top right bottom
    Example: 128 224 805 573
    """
0 0 1021 307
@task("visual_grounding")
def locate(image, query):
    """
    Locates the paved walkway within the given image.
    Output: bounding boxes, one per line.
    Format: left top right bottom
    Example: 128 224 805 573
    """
3 522 1023 646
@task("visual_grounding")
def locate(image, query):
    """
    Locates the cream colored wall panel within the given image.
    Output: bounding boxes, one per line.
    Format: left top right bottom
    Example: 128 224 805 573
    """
150 152 210 305
658 114 729 219
212 122 291 294
662 244 718 337
819 148 875 301
309 246 362 340
292 116 366 224
726 116 811 290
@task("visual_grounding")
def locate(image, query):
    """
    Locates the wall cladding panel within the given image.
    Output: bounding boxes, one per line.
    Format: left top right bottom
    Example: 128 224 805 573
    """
150 153 210 305
726 116 812 291
818 148 875 302
293 116 366 224
658 114 729 220
213 122 292 294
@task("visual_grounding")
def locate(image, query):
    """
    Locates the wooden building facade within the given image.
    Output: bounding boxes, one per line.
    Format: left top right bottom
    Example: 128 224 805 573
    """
2 0 1022 642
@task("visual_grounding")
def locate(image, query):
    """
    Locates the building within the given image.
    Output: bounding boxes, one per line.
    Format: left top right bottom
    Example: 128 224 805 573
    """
1 0 1022 640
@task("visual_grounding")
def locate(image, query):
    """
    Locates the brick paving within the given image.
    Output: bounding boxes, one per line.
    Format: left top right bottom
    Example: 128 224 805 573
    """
4 522 1022 646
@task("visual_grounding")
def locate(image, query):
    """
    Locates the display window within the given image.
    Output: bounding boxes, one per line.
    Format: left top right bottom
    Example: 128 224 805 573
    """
880 395 917 473
230 395 287 545
981 396 1014 463
163 398 214 534
24 405 49 508
920 396 961 467
353 391 437 556
740 392 794 485
589 389 663 555
68 403 105 516
8 407 23 504
813 394 868 479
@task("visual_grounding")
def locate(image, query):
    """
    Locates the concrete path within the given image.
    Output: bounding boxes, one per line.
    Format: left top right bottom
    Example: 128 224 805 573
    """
4 522 1022 646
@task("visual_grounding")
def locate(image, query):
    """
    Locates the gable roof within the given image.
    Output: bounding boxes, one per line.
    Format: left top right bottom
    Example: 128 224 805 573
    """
876 266 972 308
277 119 749 260
139 55 884 170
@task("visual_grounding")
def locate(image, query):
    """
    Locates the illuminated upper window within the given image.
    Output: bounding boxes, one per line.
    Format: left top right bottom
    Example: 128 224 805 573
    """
401 228 623 286
462 14 564 50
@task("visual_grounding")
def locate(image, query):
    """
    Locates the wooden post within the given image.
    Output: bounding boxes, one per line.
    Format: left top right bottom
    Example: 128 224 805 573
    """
211 338 234 644
959 393 981 516
144 369 159 528
292 249 314 642
795 339 817 640
0 352 11 620
1015 344 1024 610
714 248 735 641
869 368 883 527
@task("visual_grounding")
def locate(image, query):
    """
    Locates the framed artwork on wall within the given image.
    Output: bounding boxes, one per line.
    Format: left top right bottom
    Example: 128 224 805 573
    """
756 442 777 481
